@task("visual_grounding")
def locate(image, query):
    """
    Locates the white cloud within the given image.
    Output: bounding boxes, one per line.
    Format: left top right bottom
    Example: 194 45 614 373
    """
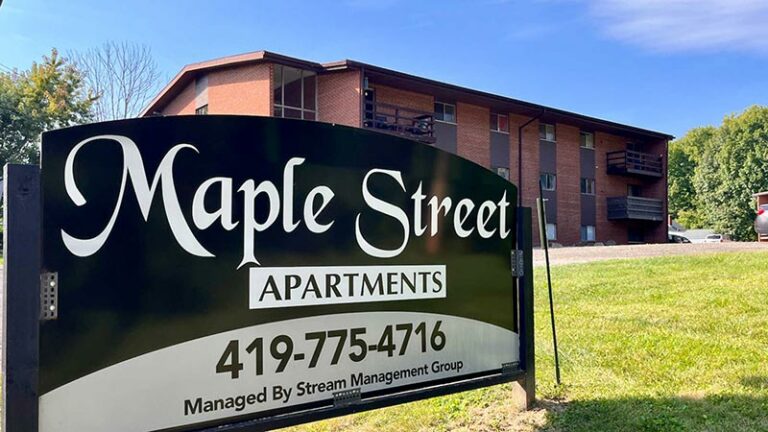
588 0 768 53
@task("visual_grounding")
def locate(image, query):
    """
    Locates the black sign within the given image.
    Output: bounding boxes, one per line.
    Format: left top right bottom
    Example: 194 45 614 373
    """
35 116 528 431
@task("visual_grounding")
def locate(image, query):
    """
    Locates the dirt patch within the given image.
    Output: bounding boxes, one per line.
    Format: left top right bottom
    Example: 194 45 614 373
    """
445 398 567 432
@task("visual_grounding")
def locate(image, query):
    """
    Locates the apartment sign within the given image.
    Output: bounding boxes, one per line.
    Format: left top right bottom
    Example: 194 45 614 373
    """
34 116 524 431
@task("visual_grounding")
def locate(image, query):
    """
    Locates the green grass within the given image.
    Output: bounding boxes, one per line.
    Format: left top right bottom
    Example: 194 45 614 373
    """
283 251 768 432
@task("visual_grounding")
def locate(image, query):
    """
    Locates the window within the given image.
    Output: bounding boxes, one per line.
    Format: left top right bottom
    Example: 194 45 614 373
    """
195 76 208 112
490 113 509 133
273 65 317 120
580 131 594 149
628 184 641 197
546 223 557 241
580 178 595 195
434 102 456 123
539 123 555 141
540 173 556 191
495 167 510 180
580 225 596 242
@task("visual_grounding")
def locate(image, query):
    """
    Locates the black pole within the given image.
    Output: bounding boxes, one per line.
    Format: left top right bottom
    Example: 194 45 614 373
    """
513 206 535 409
2 164 41 432
536 179 561 385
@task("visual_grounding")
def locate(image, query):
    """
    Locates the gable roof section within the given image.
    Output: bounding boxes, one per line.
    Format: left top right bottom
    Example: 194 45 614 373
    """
140 51 323 116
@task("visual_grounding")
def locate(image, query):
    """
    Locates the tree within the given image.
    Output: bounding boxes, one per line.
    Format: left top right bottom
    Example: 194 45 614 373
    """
0 49 93 165
668 126 716 228
694 106 768 240
73 41 161 121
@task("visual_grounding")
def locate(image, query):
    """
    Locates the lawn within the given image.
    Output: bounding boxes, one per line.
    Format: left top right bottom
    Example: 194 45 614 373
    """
282 251 768 432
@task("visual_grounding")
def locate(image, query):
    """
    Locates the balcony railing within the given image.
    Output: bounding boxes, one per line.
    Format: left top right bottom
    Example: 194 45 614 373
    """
607 150 663 178
607 196 664 222
363 102 436 144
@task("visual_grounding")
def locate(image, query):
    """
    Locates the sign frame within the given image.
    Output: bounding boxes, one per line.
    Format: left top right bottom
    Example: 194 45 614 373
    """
2 118 535 432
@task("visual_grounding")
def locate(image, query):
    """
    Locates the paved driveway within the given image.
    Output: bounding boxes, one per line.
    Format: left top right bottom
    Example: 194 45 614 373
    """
533 242 768 266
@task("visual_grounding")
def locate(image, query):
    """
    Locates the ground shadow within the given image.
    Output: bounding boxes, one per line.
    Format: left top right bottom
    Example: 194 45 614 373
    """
741 376 768 390
535 393 768 432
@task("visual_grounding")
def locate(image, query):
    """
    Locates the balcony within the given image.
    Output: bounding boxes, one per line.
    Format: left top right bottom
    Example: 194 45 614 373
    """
363 102 436 144
607 196 664 222
606 150 663 178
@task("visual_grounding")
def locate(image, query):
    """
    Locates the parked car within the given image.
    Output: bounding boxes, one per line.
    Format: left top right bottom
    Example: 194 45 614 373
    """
668 233 691 243
756 204 768 235
703 234 724 243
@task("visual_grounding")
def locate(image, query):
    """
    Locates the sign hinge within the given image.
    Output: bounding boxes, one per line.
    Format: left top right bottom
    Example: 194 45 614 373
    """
333 388 361 407
40 272 59 321
501 361 520 376
511 250 525 277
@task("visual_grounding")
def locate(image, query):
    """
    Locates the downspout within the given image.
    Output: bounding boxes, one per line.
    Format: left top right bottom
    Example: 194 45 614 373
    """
359 66 366 128
517 109 546 206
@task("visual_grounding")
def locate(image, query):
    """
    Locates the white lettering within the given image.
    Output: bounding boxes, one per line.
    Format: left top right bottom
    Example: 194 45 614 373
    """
477 201 497 239
411 183 427 236
453 198 475 238
355 169 410 258
498 191 511 239
238 179 280 268
62 135 212 258
282 157 304 233
304 186 335 233
192 177 238 231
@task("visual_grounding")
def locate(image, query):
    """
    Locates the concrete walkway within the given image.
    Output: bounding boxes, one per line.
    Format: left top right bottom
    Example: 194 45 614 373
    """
533 242 768 267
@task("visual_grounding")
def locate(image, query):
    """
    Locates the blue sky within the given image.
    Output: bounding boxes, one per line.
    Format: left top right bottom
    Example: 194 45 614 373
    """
2 0 768 138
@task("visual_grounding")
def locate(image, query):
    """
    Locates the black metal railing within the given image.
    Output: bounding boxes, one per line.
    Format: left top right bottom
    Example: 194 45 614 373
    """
607 150 663 177
363 102 436 143
607 196 664 221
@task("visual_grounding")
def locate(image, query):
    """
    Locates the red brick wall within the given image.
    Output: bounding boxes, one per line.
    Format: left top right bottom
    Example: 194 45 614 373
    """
161 82 195 115
507 115 541 243
207 64 271 116
318 70 361 127
595 131 630 243
556 123 581 246
156 65 669 245
456 103 490 168
371 84 433 113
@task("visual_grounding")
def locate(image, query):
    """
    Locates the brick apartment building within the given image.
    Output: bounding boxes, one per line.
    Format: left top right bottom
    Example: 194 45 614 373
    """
141 51 672 245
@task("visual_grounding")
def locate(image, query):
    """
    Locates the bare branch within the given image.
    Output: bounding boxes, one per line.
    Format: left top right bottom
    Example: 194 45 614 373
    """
72 41 161 121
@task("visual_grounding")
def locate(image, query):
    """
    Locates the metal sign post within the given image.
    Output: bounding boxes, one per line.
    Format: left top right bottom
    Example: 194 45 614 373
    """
511 207 535 410
2 164 41 432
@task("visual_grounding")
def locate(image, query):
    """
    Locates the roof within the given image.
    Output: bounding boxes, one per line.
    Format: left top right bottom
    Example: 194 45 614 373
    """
754 191 768 197
141 50 674 140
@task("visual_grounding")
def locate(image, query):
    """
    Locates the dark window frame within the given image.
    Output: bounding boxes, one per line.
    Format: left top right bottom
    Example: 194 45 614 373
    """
434 101 456 124
273 64 317 121
546 223 557 241
539 123 556 142
580 225 596 242
490 113 509 133
580 131 595 149
540 172 557 191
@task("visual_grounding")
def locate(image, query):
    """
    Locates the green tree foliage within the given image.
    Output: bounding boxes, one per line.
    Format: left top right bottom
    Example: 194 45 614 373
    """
0 49 94 165
695 106 768 240
668 126 716 228
672 106 768 240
